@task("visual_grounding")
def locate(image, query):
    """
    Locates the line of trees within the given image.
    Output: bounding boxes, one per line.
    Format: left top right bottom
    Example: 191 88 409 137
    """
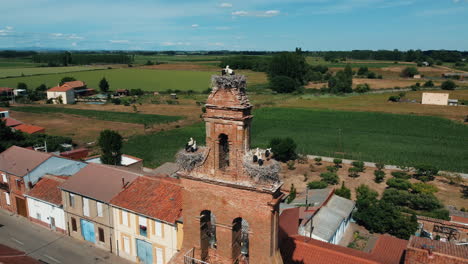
32 52 133 66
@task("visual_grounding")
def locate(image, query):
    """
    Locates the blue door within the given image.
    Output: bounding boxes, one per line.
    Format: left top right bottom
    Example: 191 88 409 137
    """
81 219 96 243
136 239 153 264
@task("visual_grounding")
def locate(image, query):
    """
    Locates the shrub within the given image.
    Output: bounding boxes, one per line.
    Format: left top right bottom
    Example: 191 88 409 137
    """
414 164 438 182
308 181 328 189
423 80 434 87
441 80 456 90
391 171 410 179
401 67 419 78
388 95 400 102
287 184 296 204
327 166 339 173
374 170 385 183
411 182 438 194
287 160 296 170
333 158 342 167
297 154 308 164
270 75 298 93
375 163 385 170
320 172 339 185
269 137 297 162
352 161 365 172
367 72 376 79
314 157 322 165
348 167 361 178
354 83 371 93
335 182 351 199
409 193 442 211
387 178 412 190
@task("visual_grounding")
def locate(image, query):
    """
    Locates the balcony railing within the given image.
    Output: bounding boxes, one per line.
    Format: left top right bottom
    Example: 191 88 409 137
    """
184 248 210 264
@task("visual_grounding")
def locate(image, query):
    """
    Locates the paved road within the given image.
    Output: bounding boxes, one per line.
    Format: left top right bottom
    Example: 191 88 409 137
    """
0 210 132 264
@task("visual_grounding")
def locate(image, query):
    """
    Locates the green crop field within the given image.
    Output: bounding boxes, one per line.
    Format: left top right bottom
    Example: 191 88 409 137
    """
12 106 182 125
0 68 216 92
123 108 468 172
133 55 227 64
0 58 40 68
0 66 108 78
306 57 414 68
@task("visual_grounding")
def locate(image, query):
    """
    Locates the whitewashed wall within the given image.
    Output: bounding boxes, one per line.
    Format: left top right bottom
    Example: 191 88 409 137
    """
27 197 66 231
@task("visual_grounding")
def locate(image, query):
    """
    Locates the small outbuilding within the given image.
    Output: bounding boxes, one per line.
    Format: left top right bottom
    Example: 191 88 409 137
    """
422 92 449 106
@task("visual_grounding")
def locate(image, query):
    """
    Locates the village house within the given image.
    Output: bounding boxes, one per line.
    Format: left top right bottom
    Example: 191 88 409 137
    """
13 123 46 134
110 176 183 264
24 175 68 234
60 163 141 252
85 154 143 170
0 146 87 217
1 116 22 127
0 108 9 118
47 80 94 104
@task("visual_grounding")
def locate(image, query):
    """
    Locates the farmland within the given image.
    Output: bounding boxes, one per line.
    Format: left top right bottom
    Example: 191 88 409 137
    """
123 107 468 172
0 65 108 78
11 106 182 125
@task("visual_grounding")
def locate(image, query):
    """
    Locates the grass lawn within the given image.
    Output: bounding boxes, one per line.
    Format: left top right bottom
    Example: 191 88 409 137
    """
123 107 468 172
11 106 182 125
0 66 108 78
0 68 216 92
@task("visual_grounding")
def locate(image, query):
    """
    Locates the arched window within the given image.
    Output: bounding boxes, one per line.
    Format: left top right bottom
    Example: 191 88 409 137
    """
218 134 229 170
200 210 217 260
232 218 249 261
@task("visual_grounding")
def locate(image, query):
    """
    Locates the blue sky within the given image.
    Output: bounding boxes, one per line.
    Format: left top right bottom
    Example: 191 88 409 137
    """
1 0 467 51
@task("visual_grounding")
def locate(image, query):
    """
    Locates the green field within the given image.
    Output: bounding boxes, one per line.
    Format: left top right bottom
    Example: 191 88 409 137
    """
0 68 215 92
0 66 108 78
123 108 468 172
306 57 414 68
133 55 227 64
12 106 182 125
0 58 40 68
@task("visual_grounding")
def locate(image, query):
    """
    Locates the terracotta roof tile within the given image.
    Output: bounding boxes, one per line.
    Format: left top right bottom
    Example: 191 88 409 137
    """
281 235 379 264
60 163 141 203
451 215 468 225
408 236 468 260
0 107 7 112
63 81 85 88
2 117 23 127
0 87 13 93
110 176 182 223
0 146 51 176
26 176 67 206
369 234 408 264
48 85 74 92
14 124 45 134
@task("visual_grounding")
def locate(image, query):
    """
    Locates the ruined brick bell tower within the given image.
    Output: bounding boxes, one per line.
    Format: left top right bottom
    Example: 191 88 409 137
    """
177 74 283 264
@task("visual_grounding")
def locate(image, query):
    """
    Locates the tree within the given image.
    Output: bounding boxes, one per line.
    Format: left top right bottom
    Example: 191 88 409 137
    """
60 77 76 85
374 170 385 183
411 182 438 194
441 80 456 90
400 67 419 78
327 166 339 173
391 171 410 179
351 161 365 172
17 82 28 90
335 182 351 199
307 181 328 189
269 137 297 162
270 75 297 93
423 80 434 87
35 84 47 92
357 66 368 76
414 164 438 182
387 178 412 190
287 184 296 204
314 157 322 165
328 70 353 94
98 130 122 165
354 83 370 93
269 52 308 85
375 163 385 170
320 172 339 185
99 77 110 93
348 167 361 178
333 158 342 168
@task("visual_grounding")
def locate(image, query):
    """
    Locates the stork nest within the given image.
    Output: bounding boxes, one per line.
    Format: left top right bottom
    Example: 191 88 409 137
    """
211 75 246 90
243 150 281 183
176 147 206 171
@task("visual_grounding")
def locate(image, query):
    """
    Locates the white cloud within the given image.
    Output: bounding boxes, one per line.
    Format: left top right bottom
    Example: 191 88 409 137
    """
209 42 224 46
0 26 14 36
219 3 232 8
232 10 280 17
191 24 199 28
109 40 129 43
161 41 191 46
5 26 13 30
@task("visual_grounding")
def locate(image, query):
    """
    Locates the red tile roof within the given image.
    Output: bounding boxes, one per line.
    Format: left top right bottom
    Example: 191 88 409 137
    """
14 124 45 134
370 234 408 264
279 208 300 243
0 107 7 112
63 81 85 88
48 85 74 92
0 244 41 264
0 146 51 177
60 148 89 160
26 176 67 206
451 215 468 225
408 236 468 260
281 235 379 264
60 163 140 203
110 176 182 223
0 87 13 93
2 117 23 127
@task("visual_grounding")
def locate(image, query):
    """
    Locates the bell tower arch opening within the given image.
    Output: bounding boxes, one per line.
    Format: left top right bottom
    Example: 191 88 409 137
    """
218 134 230 170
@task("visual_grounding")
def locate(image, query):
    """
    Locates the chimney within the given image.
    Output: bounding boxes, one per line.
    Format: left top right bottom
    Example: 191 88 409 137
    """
122 177 125 188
